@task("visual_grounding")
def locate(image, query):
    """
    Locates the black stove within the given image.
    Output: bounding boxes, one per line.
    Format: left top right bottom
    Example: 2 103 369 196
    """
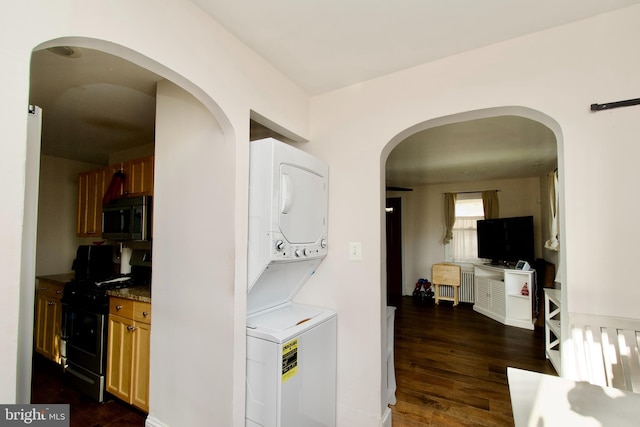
62 275 135 313
62 244 151 402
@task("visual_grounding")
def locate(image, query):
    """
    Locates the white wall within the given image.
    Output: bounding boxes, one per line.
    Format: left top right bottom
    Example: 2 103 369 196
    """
150 79 235 426
1 1 309 424
4 3 640 427
306 5 640 422
400 176 543 296
36 156 103 275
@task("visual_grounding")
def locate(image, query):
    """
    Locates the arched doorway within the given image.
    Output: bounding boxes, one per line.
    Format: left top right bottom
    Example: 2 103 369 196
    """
381 106 564 422
20 38 237 425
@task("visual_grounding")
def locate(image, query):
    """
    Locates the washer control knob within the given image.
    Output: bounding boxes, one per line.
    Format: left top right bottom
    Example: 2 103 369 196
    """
275 240 285 251
295 249 304 257
321 239 327 248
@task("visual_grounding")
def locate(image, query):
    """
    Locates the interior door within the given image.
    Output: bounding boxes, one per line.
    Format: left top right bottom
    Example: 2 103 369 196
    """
386 197 402 305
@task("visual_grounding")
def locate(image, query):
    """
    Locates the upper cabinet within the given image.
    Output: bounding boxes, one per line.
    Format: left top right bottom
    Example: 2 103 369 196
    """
122 156 154 197
77 165 117 236
77 156 154 237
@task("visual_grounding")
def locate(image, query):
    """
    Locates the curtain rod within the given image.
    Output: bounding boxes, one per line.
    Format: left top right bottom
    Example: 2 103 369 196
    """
443 190 500 195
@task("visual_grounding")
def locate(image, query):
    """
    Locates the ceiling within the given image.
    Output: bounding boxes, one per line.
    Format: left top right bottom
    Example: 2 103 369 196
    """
29 1 637 180
191 0 640 95
385 116 557 188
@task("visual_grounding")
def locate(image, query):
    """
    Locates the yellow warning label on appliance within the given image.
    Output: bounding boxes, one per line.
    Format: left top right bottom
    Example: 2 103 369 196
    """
282 338 298 382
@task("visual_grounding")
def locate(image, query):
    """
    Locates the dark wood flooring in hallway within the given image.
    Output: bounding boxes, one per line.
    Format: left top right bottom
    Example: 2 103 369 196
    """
31 355 146 427
389 296 557 427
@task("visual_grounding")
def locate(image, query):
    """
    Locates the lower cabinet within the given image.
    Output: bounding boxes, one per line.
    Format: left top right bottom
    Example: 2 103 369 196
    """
106 297 151 413
473 265 535 330
474 276 506 318
34 279 65 364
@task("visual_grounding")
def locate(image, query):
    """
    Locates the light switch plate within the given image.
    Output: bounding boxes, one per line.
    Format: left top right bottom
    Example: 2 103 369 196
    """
349 242 362 261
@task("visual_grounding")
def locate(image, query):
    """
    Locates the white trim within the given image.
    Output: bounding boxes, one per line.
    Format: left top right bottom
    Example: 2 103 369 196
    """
145 415 169 427
381 406 393 427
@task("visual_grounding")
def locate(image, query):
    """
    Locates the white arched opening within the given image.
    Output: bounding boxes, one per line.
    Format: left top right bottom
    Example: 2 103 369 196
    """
379 105 565 418
20 37 238 426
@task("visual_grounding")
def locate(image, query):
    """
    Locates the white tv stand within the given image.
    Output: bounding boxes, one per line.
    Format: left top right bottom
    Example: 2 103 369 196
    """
473 264 535 330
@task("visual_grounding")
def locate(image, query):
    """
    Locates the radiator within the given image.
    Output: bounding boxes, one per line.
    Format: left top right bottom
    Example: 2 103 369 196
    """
436 270 475 303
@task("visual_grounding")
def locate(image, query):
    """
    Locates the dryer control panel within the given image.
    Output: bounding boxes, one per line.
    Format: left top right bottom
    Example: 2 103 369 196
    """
272 236 328 260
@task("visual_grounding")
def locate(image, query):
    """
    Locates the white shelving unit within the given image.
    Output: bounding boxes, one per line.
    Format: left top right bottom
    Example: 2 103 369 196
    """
544 288 561 374
474 265 535 330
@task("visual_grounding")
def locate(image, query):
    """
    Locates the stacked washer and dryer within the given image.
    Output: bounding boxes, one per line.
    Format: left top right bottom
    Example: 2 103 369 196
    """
246 138 336 427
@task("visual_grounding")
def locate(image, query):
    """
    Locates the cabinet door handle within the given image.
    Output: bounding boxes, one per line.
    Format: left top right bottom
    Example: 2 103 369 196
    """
116 305 123 310
142 311 149 317
47 301 55 306
56 290 63 294
127 325 137 332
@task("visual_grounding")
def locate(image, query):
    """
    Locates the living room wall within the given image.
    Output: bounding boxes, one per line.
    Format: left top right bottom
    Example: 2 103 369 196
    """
391 175 544 295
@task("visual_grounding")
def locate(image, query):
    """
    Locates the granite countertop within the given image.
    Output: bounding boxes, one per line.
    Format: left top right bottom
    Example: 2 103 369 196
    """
36 273 75 285
107 285 151 303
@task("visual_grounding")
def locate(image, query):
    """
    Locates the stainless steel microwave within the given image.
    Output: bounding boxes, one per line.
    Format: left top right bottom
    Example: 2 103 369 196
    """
102 196 152 241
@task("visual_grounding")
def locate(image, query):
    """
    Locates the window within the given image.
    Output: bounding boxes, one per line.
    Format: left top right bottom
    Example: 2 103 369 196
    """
450 193 484 262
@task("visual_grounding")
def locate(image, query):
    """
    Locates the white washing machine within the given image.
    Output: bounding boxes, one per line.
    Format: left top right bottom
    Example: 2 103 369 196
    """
246 138 336 427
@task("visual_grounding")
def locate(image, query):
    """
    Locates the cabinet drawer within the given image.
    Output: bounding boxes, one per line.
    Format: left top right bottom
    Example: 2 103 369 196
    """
38 281 65 300
134 302 152 324
110 297 134 318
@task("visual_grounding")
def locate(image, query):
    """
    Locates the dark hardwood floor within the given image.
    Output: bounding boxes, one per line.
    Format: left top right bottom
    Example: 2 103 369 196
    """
390 296 557 427
31 355 146 427
31 297 553 426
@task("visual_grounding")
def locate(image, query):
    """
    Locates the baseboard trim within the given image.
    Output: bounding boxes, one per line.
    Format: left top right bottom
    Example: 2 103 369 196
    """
381 406 392 427
145 415 169 427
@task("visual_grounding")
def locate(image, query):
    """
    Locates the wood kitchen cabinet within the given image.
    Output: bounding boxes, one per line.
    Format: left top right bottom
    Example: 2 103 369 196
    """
77 156 154 237
106 297 151 412
122 156 154 196
34 279 65 364
77 166 116 236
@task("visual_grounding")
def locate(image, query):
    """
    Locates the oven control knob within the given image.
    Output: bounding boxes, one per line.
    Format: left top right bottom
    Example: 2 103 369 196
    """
275 240 285 251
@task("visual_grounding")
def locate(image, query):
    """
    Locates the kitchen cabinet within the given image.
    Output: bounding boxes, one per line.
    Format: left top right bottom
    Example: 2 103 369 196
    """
77 166 116 236
77 156 154 237
34 279 65 364
106 297 151 412
122 156 154 196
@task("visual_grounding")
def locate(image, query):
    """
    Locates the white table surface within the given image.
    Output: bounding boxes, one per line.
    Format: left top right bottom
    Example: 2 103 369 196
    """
507 367 640 426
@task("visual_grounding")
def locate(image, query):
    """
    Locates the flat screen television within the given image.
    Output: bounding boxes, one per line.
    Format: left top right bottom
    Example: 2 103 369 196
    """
476 216 534 265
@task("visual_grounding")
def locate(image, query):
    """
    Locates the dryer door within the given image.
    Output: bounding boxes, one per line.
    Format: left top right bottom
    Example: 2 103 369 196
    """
278 163 327 244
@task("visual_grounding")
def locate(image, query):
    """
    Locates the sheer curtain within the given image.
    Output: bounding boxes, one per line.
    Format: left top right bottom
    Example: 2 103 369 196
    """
451 215 484 261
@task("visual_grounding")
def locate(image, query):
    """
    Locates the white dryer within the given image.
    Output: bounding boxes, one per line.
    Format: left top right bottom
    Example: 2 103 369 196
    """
246 138 336 427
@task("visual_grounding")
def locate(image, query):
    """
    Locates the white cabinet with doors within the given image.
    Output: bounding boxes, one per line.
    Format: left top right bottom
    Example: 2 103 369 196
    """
474 265 535 330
